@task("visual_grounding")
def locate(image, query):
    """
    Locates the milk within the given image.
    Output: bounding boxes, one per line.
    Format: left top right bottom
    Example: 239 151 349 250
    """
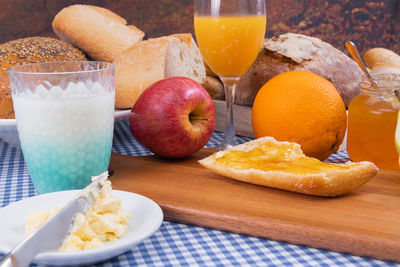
13 82 115 193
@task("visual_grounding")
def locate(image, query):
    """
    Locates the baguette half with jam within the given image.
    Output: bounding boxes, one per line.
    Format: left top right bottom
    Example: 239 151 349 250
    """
199 137 378 196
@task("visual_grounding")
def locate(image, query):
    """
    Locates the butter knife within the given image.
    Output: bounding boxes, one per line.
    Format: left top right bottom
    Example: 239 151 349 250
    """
0 172 108 267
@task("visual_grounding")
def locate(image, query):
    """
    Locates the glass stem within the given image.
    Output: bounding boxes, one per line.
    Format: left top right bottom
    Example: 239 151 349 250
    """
221 77 239 148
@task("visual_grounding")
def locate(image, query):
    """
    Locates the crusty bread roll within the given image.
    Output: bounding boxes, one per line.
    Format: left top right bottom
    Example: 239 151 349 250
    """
52 4 145 62
199 137 378 196
371 64 400 74
205 64 218 78
0 37 88 119
113 34 206 109
363 48 400 70
202 76 224 100
235 33 362 108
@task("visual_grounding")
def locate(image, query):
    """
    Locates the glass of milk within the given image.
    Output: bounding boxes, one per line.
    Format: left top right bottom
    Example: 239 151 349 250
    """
9 61 115 194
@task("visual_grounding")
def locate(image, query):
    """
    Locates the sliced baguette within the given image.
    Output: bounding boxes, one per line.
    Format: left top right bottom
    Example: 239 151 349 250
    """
52 4 145 62
113 34 206 109
199 137 378 197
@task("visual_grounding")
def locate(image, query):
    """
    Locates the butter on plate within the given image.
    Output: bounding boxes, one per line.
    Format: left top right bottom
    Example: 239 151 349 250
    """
25 175 130 252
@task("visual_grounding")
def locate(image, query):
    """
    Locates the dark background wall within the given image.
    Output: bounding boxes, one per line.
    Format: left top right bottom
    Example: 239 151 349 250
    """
0 0 399 55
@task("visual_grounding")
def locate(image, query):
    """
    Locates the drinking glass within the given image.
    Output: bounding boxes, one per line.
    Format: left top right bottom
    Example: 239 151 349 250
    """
9 61 115 194
194 0 266 149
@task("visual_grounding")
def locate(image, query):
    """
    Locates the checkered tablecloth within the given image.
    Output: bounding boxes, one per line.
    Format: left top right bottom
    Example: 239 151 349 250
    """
0 117 397 267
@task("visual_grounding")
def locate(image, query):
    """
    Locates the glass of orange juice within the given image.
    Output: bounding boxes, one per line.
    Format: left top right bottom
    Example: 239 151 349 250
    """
347 73 400 170
194 0 266 149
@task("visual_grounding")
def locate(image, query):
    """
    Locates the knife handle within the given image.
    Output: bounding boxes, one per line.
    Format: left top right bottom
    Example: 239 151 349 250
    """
0 253 16 267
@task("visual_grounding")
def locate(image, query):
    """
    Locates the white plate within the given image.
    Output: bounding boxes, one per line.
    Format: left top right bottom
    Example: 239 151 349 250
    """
0 190 163 266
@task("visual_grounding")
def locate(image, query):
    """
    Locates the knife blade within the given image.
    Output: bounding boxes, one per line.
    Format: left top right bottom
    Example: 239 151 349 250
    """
0 172 108 267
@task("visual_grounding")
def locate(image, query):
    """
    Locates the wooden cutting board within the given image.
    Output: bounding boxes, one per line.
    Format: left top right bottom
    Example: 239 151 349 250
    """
109 149 400 263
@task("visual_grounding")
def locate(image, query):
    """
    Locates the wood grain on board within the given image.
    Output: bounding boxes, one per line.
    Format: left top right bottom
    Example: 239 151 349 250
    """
109 149 400 263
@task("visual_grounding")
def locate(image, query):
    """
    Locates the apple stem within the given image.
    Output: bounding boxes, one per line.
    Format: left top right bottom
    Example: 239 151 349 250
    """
189 116 209 121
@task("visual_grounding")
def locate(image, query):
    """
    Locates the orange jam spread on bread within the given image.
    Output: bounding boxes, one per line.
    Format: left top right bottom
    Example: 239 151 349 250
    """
199 137 378 196
214 142 350 175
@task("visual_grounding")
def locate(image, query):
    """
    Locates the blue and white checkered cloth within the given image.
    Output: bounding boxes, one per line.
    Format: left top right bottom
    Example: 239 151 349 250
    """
0 117 397 266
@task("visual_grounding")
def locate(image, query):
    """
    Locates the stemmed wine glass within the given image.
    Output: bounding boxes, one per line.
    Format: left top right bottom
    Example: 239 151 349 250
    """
194 0 266 149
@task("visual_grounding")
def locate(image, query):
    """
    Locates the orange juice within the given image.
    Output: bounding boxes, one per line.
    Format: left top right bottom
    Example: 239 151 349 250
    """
347 90 400 170
194 15 266 77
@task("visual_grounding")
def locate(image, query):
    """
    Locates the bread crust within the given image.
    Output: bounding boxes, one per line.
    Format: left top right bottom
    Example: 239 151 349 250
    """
0 37 88 119
52 4 145 62
202 76 224 100
363 48 400 69
114 36 172 109
371 64 400 74
113 34 206 109
199 137 378 197
235 33 362 108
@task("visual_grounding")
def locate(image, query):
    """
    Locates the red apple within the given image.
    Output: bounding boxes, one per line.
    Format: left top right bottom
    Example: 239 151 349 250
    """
129 77 216 158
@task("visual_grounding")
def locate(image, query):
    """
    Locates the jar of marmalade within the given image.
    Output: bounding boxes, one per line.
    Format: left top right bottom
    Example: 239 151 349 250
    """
347 73 400 170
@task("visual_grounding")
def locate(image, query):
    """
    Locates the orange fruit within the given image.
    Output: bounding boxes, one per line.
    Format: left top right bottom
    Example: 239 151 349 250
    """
251 71 347 160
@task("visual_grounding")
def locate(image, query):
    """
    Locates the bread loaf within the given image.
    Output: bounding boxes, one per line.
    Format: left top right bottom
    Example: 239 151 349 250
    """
235 33 362 108
205 64 218 78
52 4 145 62
371 64 400 74
202 76 224 100
363 48 400 69
113 34 206 109
0 37 88 119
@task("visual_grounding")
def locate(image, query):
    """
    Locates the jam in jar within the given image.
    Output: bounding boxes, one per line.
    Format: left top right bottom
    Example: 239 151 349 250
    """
347 73 400 170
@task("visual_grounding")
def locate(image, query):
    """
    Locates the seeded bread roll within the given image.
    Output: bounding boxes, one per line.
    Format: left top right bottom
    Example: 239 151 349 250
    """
113 34 206 109
52 4 145 62
0 37 88 119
